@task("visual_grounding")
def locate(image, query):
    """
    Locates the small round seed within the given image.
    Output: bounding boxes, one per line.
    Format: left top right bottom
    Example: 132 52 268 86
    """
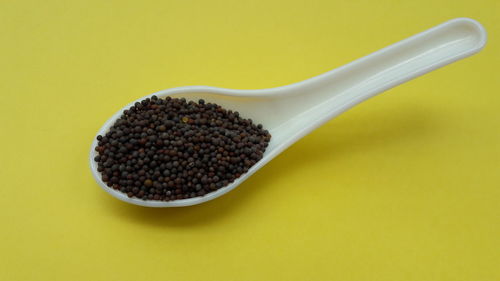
94 96 271 201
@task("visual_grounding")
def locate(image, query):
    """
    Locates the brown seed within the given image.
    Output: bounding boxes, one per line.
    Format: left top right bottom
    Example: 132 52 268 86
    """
94 96 271 202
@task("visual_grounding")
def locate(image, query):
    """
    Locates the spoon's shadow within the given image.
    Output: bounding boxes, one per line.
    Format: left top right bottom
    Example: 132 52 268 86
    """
99 103 438 228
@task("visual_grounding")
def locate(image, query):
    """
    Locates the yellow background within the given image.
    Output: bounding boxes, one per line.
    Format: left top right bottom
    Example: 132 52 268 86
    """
1 0 499 280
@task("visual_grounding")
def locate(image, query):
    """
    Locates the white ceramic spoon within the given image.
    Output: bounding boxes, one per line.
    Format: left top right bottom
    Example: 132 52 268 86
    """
90 18 486 207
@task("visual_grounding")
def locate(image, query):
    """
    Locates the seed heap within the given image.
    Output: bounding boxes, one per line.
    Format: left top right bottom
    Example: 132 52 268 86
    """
94 96 271 201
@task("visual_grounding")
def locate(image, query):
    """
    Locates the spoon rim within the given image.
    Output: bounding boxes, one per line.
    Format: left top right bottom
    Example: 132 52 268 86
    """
89 86 272 207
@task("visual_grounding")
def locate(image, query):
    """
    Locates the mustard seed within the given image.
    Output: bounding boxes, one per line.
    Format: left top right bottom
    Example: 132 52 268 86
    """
94 96 271 201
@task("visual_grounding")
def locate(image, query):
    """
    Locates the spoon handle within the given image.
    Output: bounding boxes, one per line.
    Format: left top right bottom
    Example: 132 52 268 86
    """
272 18 486 137
316 17 486 106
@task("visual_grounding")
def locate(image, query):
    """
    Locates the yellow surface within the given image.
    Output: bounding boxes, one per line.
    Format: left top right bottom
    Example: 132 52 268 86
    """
1 1 499 280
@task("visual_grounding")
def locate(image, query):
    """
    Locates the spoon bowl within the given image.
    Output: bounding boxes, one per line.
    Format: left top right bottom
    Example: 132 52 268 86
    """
90 18 486 207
